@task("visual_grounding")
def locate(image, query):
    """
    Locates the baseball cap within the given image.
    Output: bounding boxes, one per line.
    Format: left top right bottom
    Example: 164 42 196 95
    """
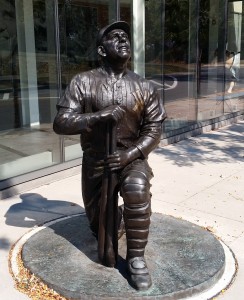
96 21 130 46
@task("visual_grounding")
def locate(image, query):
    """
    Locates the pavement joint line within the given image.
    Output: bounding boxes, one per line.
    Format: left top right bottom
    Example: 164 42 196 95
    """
157 204 244 224
9 213 237 300
176 176 244 205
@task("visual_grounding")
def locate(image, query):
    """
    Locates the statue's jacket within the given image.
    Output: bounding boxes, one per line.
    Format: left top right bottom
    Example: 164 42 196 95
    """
53 67 166 161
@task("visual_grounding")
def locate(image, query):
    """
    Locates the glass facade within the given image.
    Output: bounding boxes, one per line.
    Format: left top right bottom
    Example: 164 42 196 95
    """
0 0 243 188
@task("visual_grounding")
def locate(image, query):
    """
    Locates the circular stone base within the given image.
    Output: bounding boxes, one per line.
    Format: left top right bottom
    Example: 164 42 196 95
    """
16 213 232 299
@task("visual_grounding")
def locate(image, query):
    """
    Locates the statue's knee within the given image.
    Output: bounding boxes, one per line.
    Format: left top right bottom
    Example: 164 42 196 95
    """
121 174 151 206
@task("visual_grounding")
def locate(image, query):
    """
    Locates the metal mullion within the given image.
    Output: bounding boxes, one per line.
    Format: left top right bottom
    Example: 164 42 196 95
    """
54 0 65 163
115 0 120 20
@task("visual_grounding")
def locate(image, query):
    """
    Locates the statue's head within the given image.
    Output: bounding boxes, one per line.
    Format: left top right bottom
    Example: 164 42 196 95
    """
96 21 131 64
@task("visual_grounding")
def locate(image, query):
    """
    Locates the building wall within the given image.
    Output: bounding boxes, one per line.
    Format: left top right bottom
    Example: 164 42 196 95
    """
0 0 243 193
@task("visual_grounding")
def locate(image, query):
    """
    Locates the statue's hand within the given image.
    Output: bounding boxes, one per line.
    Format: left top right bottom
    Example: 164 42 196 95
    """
91 150 129 174
105 151 131 171
106 147 141 171
91 153 127 174
97 105 125 123
93 147 140 173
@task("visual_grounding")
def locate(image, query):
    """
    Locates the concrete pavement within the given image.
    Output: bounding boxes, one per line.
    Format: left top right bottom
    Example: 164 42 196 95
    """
0 120 243 299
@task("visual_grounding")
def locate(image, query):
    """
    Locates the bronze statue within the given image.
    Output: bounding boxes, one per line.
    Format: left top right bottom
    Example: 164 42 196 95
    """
53 21 166 291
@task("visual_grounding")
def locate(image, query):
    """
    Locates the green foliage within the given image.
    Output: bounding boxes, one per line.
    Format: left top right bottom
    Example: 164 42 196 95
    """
145 0 211 63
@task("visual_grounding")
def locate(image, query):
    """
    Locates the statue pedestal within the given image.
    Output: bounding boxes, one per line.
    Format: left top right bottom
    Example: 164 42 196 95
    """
13 213 235 299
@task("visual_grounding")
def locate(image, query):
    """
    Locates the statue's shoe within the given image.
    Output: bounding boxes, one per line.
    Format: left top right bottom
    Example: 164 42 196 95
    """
127 256 152 291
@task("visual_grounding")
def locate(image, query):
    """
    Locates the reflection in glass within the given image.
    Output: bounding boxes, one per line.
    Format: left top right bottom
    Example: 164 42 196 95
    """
197 0 244 120
224 1 244 113
150 0 194 131
58 0 109 161
0 0 60 181
0 0 243 183
60 0 131 162
0 0 19 130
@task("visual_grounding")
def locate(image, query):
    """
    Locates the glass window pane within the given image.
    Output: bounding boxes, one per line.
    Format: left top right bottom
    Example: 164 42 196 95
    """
58 0 110 161
161 0 195 131
197 0 225 121
197 0 244 120
1 0 243 184
224 1 244 113
0 0 60 181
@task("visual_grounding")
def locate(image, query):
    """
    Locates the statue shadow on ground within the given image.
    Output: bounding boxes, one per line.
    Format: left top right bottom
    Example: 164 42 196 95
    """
6 196 131 287
47 213 130 284
116 255 129 282
4 193 85 228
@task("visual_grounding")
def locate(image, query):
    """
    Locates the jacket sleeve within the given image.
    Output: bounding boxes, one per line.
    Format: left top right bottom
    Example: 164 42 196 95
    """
53 76 92 135
135 84 166 158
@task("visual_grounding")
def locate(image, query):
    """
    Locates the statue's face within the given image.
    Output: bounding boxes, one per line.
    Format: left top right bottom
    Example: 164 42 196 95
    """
100 29 131 62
